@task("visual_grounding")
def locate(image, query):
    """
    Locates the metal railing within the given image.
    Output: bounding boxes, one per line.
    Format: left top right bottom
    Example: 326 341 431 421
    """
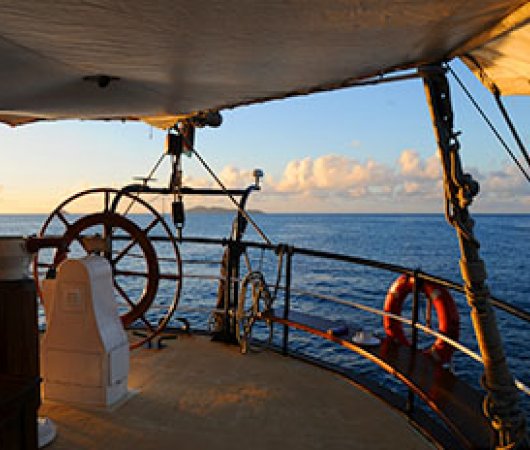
38 233 530 395
169 236 530 397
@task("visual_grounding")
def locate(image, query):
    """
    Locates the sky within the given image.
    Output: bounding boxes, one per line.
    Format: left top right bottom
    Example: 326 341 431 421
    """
0 60 529 214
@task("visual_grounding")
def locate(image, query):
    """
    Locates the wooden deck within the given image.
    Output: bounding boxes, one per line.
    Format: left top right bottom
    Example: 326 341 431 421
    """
262 308 493 449
40 334 433 450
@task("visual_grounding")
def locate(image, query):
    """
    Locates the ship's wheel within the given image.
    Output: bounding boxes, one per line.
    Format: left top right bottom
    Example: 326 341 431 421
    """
33 188 182 349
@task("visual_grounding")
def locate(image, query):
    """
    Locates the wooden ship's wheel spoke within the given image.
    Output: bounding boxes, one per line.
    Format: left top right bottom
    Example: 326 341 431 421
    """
55 210 70 228
112 239 140 266
33 188 183 350
113 280 137 309
113 281 155 333
112 217 160 266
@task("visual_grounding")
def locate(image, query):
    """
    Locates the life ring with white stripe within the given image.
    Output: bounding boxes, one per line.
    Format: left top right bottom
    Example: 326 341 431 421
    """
383 274 460 364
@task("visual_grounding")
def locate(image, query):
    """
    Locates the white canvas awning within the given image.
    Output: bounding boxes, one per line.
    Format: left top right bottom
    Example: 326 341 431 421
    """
458 2 530 96
0 0 528 129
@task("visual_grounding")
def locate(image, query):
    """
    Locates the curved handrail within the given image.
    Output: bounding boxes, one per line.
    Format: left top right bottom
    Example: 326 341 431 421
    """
108 232 530 446
56 231 530 323
68 232 530 395
173 236 530 323
177 236 530 393
109 232 530 448
269 285 530 397
151 232 530 397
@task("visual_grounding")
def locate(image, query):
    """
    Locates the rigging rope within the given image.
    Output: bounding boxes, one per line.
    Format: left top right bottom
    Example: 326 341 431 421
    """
447 65 530 184
122 152 166 215
145 152 166 183
189 146 273 245
492 86 530 171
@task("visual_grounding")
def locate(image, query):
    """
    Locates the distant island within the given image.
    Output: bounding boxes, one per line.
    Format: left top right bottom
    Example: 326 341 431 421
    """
187 206 265 214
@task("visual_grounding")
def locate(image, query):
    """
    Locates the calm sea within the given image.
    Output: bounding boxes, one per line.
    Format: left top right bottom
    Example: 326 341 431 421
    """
1 212 529 420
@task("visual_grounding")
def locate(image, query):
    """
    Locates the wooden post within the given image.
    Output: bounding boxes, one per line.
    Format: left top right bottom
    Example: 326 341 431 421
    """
0 238 39 449
421 64 528 449
0 280 38 378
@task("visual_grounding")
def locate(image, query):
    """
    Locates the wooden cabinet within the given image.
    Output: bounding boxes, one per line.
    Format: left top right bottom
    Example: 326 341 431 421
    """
0 375 39 450
0 279 39 450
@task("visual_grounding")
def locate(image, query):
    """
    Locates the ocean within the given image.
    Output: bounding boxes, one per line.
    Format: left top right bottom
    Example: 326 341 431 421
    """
1 212 529 421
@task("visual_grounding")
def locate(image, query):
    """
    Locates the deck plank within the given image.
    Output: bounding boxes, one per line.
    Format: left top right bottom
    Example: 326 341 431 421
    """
262 308 493 449
40 334 433 450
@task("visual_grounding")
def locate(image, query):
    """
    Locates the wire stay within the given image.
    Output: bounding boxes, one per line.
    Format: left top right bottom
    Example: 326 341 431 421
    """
447 65 530 184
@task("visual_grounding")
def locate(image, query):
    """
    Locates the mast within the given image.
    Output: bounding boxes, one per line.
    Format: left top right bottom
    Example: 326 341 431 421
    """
420 64 529 449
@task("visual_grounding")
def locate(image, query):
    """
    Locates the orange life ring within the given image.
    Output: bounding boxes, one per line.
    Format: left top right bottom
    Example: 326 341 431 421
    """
383 274 459 364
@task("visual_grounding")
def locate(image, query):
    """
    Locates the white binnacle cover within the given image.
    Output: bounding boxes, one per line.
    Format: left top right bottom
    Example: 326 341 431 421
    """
41 255 129 407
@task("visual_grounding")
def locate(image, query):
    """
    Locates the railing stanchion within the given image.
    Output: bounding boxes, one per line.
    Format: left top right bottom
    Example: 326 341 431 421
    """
231 241 241 339
224 241 233 339
283 246 292 356
407 268 421 414
411 269 421 350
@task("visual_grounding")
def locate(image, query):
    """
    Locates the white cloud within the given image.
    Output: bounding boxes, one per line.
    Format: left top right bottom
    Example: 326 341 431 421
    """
398 149 440 180
182 174 211 188
481 165 528 196
198 150 529 212
146 153 528 213
276 154 394 195
472 164 530 211
218 166 254 187
403 181 421 194
29 150 519 214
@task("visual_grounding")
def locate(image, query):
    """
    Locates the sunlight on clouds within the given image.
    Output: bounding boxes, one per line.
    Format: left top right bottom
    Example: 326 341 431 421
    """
219 165 255 187
475 165 530 211
254 150 527 212
183 174 211 188
347 186 368 198
403 181 421 194
482 165 528 195
398 150 440 180
277 155 393 193
139 150 527 213
277 158 313 191
0 149 527 213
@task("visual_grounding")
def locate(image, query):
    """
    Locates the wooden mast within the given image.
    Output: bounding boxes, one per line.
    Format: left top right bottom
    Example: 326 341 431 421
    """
421 64 529 449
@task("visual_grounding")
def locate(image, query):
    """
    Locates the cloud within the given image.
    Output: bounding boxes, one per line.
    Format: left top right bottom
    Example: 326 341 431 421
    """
481 165 528 196
398 149 440 180
182 174 212 188
154 153 529 213
472 164 530 211
276 154 394 196
403 181 421 194
394 150 443 198
205 150 530 212
218 166 254 187
272 150 447 203
68 150 522 214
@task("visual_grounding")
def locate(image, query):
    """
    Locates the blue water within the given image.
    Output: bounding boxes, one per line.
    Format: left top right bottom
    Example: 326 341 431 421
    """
1 212 529 422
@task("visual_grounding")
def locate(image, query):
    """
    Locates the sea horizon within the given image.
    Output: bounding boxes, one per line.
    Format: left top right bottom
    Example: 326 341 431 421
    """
0 211 528 216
